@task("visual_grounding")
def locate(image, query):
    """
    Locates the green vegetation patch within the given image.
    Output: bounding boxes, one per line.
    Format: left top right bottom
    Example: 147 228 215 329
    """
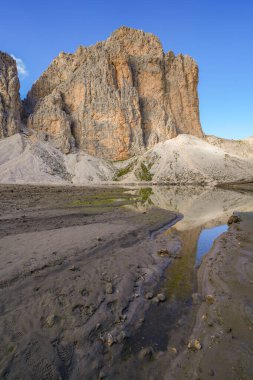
113 161 136 181
138 187 153 202
68 187 138 208
6 344 16 354
135 162 154 181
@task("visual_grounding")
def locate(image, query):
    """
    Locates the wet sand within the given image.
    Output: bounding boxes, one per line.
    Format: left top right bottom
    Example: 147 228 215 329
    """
0 185 253 379
168 212 253 379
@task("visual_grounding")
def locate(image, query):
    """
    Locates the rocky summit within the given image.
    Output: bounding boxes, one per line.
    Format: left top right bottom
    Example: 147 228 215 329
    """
20 27 203 160
0 52 21 139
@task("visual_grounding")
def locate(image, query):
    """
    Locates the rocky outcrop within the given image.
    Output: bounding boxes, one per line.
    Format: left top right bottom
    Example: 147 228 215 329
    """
0 52 21 138
25 27 203 160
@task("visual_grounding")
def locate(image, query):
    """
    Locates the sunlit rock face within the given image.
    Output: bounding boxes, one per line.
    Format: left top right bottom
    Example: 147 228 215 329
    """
24 27 203 160
0 52 21 138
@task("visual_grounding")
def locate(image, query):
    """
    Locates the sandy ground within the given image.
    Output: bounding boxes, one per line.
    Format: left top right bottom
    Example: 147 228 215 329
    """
0 185 181 380
0 185 253 379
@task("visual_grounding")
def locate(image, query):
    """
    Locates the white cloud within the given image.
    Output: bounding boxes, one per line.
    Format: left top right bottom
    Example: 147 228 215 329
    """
11 54 28 77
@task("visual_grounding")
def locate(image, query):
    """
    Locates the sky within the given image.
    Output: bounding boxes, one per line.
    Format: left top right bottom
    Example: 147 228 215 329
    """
1 0 252 139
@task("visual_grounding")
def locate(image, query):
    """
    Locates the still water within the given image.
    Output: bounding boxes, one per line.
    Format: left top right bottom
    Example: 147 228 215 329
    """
196 224 228 265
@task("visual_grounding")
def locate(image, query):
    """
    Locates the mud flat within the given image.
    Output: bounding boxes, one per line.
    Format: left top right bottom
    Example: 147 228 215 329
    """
168 212 253 380
0 185 253 379
0 185 180 379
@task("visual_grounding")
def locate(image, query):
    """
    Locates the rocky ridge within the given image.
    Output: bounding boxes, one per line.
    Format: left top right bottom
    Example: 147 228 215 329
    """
23 27 203 160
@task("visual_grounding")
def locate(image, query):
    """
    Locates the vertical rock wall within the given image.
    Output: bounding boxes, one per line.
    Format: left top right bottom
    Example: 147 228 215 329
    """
0 52 21 138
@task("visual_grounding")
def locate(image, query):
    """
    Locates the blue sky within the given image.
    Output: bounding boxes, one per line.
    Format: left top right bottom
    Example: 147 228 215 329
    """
1 0 252 139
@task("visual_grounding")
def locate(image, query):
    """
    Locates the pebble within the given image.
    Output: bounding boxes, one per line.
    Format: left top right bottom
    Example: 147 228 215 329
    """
157 293 166 302
138 346 154 360
105 283 113 294
227 215 241 225
99 370 106 379
119 314 127 322
45 314 57 328
157 249 170 257
205 294 215 304
187 339 202 351
106 333 114 347
69 265 78 271
145 292 154 300
116 330 126 343
169 346 177 354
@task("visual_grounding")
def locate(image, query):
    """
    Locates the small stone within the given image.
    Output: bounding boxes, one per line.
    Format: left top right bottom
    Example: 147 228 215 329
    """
69 265 78 271
45 314 57 328
106 333 114 347
187 339 202 351
138 346 154 360
105 283 113 294
99 370 106 379
145 292 154 300
157 293 166 302
227 215 241 225
116 330 126 343
157 249 170 257
205 294 215 304
169 346 177 354
97 237 102 241
119 314 127 322
96 323 101 330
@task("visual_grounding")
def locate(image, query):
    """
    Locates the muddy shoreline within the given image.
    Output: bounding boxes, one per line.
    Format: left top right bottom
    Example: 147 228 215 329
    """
167 212 253 379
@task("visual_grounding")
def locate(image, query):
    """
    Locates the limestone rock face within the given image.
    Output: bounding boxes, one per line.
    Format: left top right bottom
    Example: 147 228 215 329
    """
0 52 21 138
25 27 203 160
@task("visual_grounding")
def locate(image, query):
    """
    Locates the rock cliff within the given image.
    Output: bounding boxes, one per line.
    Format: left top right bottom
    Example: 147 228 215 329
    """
24 27 203 160
0 52 21 138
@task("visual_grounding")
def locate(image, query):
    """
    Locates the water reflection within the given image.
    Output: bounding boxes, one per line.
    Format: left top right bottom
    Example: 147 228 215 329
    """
117 187 253 377
133 186 253 230
196 224 227 265
133 185 253 301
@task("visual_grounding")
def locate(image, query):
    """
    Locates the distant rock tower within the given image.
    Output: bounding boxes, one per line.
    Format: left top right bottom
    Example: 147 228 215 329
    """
0 52 21 138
